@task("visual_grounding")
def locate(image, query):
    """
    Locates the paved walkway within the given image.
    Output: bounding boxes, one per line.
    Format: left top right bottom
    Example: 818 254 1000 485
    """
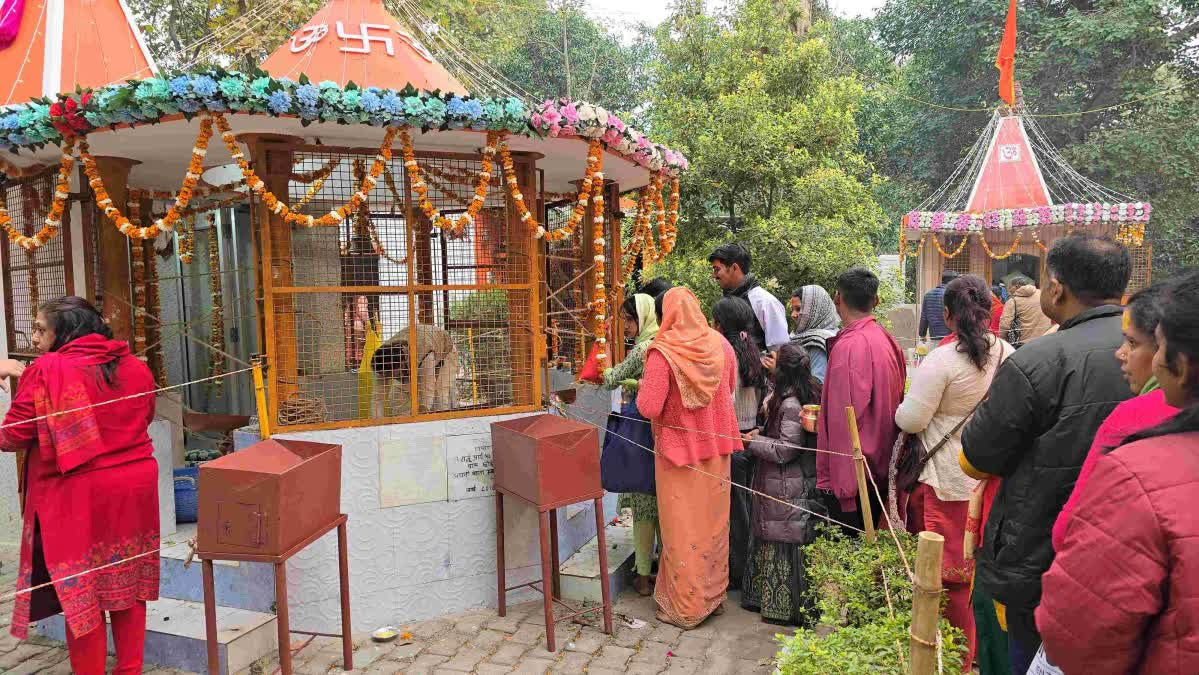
0 557 785 674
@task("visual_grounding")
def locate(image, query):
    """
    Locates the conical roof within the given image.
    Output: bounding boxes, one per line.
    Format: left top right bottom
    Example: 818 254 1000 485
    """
260 0 466 94
965 115 1050 211
0 0 157 106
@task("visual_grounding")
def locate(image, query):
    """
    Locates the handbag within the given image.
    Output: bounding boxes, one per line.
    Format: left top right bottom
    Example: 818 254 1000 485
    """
1005 298 1024 349
600 395 656 494
895 396 986 495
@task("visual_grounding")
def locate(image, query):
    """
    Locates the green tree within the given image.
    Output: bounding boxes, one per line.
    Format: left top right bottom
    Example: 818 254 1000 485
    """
643 0 889 310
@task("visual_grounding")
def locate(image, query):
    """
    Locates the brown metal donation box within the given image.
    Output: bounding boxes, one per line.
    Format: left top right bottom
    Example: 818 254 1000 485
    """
197 439 341 557
490 413 612 652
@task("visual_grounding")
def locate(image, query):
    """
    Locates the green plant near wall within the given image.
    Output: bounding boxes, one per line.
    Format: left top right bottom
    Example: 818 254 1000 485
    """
773 526 967 674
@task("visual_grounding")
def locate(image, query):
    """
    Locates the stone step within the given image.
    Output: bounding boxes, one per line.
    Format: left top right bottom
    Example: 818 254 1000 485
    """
557 518 636 604
38 597 278 675
159 522 276 613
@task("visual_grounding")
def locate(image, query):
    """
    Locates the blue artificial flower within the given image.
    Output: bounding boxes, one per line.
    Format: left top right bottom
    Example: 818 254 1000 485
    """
277 77 295 87
464 99 484 120
296 84 320 108
206 99 227 113
169 75 193 97
447 96 468 117
320 87 341 106
191 75 218 98
381 92 404 116
298 105 319 121
135 78 170 104
341 89 360 110
9 133 26 146
177 99 202 113
267 90 293 115
249 77 273 98
360 90 382 114
16 110 36 127
318 80 340 91
0 113 19 130
403 96 424 116
422 98 446 123
219 76 247 99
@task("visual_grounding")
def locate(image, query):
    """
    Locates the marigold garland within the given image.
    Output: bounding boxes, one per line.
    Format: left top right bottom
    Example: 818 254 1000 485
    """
0 138 75 250
350 159 406 265
147 256 168 386
81 117 213 240
292 178 326 214
402 129 498 238
0 158 54 180
978 232 1022 260
899 230 926 258
208 213 225 397
654 176 679 258
214 113 394 228
542 140 604 242
497 139 540 235
1030 228 1048 252
621 186 655 283
290 158 339 184
591 173 608 365
130 233 147 349
932 232 970 259
179 215 196 263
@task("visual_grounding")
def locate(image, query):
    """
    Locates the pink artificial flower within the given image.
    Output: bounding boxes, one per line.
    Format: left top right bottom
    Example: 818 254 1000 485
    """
559 125 577 137
530 112 543 128
548 124 562 137
561 102 579 124
636 135 651 151
601 128 622 144
609 115 625 132
541 109 561 126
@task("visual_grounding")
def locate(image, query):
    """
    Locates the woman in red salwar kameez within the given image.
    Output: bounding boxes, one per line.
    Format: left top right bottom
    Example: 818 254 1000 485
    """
0 297 159 674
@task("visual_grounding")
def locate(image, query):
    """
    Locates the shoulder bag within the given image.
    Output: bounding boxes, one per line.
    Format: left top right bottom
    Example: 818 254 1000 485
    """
895 396 986 495
1005 298 1024 349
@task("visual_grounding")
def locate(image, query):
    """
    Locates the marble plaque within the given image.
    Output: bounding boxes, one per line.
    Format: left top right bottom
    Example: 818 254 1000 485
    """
379 435 448 507
447 433 494 501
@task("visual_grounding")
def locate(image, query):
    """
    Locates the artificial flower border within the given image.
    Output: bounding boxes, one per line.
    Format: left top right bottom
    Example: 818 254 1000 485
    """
904 202 1151 234
0 71 689 177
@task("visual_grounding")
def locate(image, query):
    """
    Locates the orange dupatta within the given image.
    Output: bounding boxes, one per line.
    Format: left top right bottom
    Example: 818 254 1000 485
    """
647 288 727 410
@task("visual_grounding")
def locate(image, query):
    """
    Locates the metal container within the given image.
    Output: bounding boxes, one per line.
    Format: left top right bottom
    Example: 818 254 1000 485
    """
197 439 341 557
491 414 601 509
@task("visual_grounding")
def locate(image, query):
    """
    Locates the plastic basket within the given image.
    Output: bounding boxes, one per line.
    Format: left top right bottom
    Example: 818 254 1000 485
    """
173 466 200 523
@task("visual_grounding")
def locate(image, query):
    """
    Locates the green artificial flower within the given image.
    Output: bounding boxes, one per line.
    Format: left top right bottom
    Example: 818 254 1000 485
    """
218 75 247 100
341 89 360 110
249 77 273 98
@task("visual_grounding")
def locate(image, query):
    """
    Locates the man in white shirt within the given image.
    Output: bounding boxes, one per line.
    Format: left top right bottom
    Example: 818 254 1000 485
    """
709 243 789 352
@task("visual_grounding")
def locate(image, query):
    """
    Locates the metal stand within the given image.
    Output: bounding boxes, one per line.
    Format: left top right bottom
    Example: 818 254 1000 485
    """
494 489 613 652
199 515 352 674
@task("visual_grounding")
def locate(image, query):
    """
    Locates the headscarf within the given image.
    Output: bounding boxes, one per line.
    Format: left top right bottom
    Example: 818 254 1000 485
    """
648 288 727 410
791 285 839 353
633 293 659 346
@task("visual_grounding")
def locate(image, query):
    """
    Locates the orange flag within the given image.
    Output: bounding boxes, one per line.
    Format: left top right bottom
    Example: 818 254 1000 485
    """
996 0 1018 105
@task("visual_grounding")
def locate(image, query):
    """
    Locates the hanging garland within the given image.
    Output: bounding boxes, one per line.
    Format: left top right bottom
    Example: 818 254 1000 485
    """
290 158 339 183
978 232 1022 260
81 117 214 240
383 168 405 209
543 140 604 242
0 138 75 250
214 113 394 228
178 214 196 263
208 213 225 398
497 139 539 235
292 178 326 214
898 230 926 259
652 176 680 259
129 195 148 350
401 129 499 239
591 173 608 366
147 254 168 386
931 232 970 259
349 159 406 265
0 158 55 180
621 186 655 283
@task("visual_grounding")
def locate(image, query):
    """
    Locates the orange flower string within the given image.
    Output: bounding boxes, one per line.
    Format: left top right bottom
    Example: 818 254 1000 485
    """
214 113 395 228
179 215 196 264
591 174 608 365
931 232 970 259
81 116 214 240
0 138 76 250
497 138 540 235
543 140 604 242
978 232 1021 260
401 129 498 238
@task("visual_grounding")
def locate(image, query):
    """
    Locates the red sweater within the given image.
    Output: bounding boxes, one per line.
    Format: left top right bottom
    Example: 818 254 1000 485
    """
636 339 741 467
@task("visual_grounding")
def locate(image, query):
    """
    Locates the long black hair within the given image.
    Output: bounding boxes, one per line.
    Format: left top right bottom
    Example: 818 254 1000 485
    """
1123 272 1199 445
712 297 765 391
944 275 995 371
1127 283 1165 338
40 296 119 387
765 343 821 430
621 295 639 324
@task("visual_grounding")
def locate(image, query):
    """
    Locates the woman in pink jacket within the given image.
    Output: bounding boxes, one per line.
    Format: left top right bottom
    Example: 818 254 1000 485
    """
1038 271 1199 673
637 288 741 629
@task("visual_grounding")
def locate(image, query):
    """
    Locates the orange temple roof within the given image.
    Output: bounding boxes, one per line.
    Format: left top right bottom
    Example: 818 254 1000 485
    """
966 115 1051 211
0 0 157 106
260 0 466 94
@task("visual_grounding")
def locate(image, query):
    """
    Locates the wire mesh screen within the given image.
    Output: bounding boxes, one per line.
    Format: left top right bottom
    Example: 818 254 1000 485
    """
2 171 71 356
1126 242 1152 296
940 235 974 277
265 145 537 428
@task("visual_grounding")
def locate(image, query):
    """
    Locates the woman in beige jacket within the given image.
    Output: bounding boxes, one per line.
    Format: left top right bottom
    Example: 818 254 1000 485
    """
998 276 1054 345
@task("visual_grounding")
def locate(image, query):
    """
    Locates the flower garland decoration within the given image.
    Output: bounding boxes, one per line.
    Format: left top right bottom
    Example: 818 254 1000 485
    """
906 202 1152 234
178 214 196 263
290 158 339 183
978 232 1022 260
214 113 396 228
147 254 168 386
208 213 225 397
80 116 214 240
497 138 540 235
348 158 405 265
383 168 405 209
292 178 326 213
530 98 689 177
898 229 926 258
591 173 608 366
0 138 75 250
401 129 499 238
932 233 970 259
659 177 680 256
542 140 604 242
0 158 54 180
130 236 147 351
621 186 655 282
1116 222 1146 247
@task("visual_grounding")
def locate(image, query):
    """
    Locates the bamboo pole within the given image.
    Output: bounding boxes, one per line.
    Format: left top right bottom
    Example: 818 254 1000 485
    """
845 407 876 543
911 531 945 675
252 356 271 440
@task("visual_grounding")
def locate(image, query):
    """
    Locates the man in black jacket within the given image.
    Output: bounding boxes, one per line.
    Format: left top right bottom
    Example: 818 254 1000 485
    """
962 234 1133 675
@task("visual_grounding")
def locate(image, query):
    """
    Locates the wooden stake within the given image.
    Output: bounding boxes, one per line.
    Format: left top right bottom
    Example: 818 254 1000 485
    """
910 531 945 675
845 406 876 543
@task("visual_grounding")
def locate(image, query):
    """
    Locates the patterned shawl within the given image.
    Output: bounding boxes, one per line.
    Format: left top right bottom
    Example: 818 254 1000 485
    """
791 285 839 352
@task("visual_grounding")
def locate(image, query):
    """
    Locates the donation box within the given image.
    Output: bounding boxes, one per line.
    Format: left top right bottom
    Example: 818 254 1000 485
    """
197 439 342 557
491 414 601 508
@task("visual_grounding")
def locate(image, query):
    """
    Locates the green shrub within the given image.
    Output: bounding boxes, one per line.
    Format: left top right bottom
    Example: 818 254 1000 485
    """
775 615 967 675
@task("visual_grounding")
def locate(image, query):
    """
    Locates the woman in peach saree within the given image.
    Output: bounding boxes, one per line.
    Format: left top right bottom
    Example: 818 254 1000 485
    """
637 288 742 629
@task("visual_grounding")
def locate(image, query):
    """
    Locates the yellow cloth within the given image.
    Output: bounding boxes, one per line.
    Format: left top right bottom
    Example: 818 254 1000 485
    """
357 319 383 418
959 450 992 481
994 600 1007 632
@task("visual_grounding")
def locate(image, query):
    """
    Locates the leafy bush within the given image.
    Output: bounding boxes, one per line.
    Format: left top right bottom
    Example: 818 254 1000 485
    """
773 525 967 674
